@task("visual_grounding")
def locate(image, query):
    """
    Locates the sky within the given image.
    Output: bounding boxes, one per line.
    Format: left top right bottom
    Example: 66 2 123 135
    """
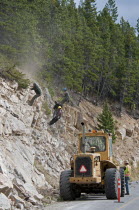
74 0 139 28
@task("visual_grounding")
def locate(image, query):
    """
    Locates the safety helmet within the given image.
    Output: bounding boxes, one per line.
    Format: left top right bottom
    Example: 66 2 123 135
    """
58 106 62 109
62 88 67 91
125 160 129 164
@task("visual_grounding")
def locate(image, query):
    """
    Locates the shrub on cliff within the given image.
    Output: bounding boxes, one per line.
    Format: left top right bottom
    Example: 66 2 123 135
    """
0 66 30 89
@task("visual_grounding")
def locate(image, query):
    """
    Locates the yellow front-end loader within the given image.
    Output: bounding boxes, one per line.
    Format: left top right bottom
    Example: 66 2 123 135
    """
60 123 125 200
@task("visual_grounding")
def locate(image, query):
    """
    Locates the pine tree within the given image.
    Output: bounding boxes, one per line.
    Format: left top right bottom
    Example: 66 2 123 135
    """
82 0 97 30
136 18 139 41
97 103 116 141
0 0 139 110
78 0 99 96
96 8 116 101
0 0 41 63
116 18 139 109
105 0 118 22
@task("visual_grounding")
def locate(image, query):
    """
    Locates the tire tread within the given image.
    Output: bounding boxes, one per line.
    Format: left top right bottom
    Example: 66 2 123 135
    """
105 168 119 199
60 170 75 200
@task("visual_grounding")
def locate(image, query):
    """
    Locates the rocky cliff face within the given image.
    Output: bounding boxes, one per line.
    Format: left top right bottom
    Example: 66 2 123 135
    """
0 78 139 209
0 78 82 209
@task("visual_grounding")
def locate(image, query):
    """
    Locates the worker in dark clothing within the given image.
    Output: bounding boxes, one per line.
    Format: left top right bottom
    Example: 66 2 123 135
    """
48 88 70 125
29 83 42 106
53 101 62 117
49 105 62 125
60 88 70 105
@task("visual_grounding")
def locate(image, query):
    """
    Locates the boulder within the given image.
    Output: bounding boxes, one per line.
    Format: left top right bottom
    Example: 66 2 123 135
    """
116 126 126 140
3 114 29 135
0 193 11 210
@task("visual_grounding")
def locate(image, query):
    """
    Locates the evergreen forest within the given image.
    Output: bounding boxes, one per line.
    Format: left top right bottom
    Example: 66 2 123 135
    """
1 0 139 110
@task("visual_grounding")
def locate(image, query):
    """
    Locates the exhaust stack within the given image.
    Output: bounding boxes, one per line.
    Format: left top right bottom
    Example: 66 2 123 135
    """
81 122 85 153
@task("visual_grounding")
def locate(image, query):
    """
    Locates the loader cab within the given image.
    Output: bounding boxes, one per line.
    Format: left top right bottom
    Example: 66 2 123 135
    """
79 131 113 161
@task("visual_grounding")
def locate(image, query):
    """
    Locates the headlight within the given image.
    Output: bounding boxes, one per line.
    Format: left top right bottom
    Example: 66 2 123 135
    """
94 156 100 162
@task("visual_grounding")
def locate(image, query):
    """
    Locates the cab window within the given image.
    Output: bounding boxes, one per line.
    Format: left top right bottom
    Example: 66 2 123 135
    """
81 136 106 152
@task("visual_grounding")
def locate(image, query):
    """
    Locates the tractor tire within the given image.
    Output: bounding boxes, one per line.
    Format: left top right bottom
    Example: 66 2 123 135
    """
60 170 76 201
105 168 119 199
120 167 125 197
75 191 81 198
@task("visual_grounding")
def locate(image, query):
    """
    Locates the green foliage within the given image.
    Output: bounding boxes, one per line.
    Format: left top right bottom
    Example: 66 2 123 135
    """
0 0 139 110
97 103 116 141
105 0 118 22
48 87 55 98
0 66 30 89
0 53 14 69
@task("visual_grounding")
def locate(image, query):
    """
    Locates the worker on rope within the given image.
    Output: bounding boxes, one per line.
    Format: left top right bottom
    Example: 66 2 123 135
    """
49 88 70 125
29 82 42 106
49 103 62 125
60 88 70 105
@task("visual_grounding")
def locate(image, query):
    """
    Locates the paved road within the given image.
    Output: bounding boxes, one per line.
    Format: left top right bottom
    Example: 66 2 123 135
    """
45 182 139 210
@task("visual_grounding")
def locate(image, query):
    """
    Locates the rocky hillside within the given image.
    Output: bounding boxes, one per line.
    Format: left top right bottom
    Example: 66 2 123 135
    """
0 77 139 209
